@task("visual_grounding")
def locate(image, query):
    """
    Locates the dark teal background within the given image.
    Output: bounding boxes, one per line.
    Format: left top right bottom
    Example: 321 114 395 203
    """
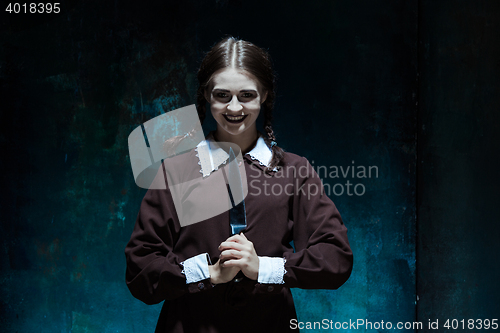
0 0 498 332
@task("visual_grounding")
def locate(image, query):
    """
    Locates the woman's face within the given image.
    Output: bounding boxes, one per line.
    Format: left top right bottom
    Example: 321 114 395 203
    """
205 67 267 137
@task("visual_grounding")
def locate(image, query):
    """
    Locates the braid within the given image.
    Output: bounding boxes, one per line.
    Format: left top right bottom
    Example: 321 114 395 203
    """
265 125 276 141
263 100 275 139
263 102 285 171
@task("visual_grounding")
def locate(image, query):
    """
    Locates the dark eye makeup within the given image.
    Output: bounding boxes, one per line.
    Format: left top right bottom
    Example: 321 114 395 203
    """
215 92 228 98
212 90 257 100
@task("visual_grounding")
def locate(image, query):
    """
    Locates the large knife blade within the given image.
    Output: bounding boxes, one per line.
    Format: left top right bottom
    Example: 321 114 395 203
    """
225 147 247 235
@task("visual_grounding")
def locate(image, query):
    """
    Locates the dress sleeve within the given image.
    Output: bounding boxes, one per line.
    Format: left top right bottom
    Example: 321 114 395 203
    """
257 256 286 284
180 253 212 283
124 180 214 305
283 157 353 289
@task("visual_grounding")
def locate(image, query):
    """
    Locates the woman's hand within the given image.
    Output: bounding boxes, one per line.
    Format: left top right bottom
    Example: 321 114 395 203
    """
208 259 240 284
218 233 259 281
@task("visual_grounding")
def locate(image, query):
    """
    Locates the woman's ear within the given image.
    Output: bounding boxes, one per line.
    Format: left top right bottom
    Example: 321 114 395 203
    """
203 88 211 103
261 90 268 104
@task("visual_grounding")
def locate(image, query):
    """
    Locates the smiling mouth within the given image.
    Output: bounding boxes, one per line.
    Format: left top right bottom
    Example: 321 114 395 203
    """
223 114 248 124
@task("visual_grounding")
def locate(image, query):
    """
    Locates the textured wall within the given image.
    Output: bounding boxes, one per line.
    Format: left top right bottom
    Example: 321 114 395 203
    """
417 0 500 327
1 0 418 332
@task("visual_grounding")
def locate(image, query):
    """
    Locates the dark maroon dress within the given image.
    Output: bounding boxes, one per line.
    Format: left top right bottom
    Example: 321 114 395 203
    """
124 148 353 333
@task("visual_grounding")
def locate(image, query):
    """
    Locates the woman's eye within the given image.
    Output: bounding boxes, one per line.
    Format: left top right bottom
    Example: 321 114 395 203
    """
216 92 227 98
241 93 253 98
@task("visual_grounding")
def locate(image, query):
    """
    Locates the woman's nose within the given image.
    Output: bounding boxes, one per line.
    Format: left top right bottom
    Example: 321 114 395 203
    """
227 96 243 112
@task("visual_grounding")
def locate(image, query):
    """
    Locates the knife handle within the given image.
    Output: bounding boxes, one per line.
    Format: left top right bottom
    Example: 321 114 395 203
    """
231 225 246 235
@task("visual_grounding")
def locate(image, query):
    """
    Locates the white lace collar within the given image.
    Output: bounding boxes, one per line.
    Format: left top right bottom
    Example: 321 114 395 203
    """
195 132 277 177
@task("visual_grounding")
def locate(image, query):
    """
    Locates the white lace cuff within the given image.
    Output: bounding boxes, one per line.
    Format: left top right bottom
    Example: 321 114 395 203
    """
180 253 211 284
257 256 286 284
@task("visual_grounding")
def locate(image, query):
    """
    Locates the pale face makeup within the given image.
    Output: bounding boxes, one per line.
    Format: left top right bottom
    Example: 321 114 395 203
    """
205 67 267 138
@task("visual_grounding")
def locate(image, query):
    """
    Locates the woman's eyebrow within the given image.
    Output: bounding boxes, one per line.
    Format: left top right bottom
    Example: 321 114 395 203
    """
212 88 257 93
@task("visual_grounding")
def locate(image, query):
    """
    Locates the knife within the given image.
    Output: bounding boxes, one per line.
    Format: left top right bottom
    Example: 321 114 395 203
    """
224 147 247 235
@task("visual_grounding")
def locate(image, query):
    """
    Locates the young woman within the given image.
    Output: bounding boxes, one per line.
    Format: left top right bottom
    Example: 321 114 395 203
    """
125 36 353 333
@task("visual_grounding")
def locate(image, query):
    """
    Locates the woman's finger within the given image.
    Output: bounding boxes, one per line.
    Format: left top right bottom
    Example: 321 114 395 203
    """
219 249 242 260
225 233 250 244
221 259 239 267
219 241 245 252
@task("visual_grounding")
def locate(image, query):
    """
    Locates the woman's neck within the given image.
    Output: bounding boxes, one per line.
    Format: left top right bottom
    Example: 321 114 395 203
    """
213 127 259 154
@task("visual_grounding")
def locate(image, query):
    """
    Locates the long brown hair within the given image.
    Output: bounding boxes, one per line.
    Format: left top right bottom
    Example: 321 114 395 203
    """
196 36 285 169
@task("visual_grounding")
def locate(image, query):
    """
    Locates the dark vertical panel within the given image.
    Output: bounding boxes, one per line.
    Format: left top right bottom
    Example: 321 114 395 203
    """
418 0 500 325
